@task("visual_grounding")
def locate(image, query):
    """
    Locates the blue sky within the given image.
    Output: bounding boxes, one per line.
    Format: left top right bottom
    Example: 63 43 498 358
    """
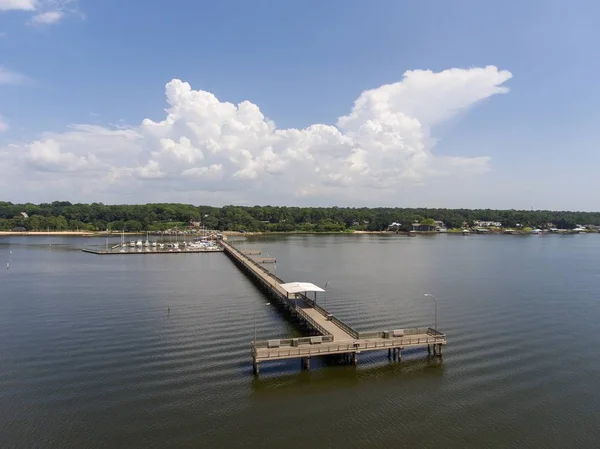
1 0 599 209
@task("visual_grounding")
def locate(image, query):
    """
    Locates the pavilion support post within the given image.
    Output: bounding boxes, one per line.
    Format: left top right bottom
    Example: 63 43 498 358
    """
353 352 358 366
388 348 391 359
427 345 431 355
253 361 259 375
438 344 443 356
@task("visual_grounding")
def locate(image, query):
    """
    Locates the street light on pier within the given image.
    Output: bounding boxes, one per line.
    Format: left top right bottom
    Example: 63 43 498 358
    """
423 293 438 333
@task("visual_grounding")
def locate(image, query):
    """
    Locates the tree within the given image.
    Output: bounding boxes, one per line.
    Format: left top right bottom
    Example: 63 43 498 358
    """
124 220 143 232
55 216 68 231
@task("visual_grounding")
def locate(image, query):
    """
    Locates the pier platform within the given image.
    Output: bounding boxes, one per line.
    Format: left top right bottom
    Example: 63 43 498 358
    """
219 241 446 374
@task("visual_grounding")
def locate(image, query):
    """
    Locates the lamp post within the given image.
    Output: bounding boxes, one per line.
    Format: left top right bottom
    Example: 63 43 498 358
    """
424 293 438 333
254 302 271 344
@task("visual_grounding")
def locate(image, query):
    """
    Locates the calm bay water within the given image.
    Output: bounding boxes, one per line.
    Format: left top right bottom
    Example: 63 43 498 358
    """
1 234 600 448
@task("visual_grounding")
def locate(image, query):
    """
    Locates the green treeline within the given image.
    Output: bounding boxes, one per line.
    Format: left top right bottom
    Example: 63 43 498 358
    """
1 201 598 232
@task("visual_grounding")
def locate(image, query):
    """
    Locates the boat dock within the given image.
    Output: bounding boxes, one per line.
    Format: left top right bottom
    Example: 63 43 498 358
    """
219 241 446 375
82 248 223 255
252 257 276 264
242 250 262 255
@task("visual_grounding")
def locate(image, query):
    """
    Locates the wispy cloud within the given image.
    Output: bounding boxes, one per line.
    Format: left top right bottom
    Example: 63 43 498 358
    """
0 116 8 132
0 66 29 85
0 0 79 25
30 10 62 24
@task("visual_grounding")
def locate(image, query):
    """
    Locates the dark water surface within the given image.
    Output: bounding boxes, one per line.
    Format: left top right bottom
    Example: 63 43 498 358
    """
1 234 600 448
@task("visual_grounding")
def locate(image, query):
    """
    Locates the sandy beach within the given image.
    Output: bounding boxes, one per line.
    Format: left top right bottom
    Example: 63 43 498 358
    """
0 231 98 237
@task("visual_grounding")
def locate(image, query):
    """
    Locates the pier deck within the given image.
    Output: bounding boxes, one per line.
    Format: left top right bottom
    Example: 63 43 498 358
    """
219 241 446 374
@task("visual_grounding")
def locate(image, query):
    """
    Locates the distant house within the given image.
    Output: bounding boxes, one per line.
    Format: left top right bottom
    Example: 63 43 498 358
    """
434 221 447 232
387 222 402 231
473 220 502 228
412 222 437 232
188 221 201 228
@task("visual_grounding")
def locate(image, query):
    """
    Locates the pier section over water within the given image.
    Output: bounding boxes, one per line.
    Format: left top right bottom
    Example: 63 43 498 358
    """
219 240 447 374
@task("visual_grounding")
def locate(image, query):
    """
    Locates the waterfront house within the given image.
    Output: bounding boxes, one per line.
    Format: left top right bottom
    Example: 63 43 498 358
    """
387 222 402 231
473 220 502 228
412 222 437 232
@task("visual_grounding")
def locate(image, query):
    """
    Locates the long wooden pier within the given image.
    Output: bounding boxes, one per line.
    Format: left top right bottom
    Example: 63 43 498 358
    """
220 241 446 375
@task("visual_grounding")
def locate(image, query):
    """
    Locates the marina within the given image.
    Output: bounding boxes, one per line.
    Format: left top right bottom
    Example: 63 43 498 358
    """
82 232 223 255
82 247 223 255
219 240 446 375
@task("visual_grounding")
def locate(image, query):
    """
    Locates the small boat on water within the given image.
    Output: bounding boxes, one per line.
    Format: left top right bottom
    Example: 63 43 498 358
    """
129 241 135 247
462 229 471 235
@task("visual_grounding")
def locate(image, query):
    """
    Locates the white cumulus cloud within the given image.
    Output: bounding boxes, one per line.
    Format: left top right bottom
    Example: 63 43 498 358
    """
0 66 512 204
0 116 8 132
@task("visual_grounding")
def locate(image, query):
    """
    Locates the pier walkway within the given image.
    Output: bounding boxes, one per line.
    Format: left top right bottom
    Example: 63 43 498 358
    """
220 241 447 374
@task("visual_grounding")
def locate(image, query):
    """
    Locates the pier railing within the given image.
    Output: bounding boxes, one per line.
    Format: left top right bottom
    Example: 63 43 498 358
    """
295 306 333 337
252 331 445 361
297 293 360 339
252 335 335 351
357 328 446 339
221 242 285 285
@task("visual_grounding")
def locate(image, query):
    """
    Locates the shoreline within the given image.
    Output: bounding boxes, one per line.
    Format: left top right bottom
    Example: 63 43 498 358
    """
0 231 98 236
1 230 595 238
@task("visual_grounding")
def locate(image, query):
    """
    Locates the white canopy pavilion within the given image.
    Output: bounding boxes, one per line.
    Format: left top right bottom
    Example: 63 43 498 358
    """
279 282 326 304
279 282 325 294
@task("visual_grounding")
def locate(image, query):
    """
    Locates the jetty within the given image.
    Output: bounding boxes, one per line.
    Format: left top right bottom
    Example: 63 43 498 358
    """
252 257 276 264
219 241 446 375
